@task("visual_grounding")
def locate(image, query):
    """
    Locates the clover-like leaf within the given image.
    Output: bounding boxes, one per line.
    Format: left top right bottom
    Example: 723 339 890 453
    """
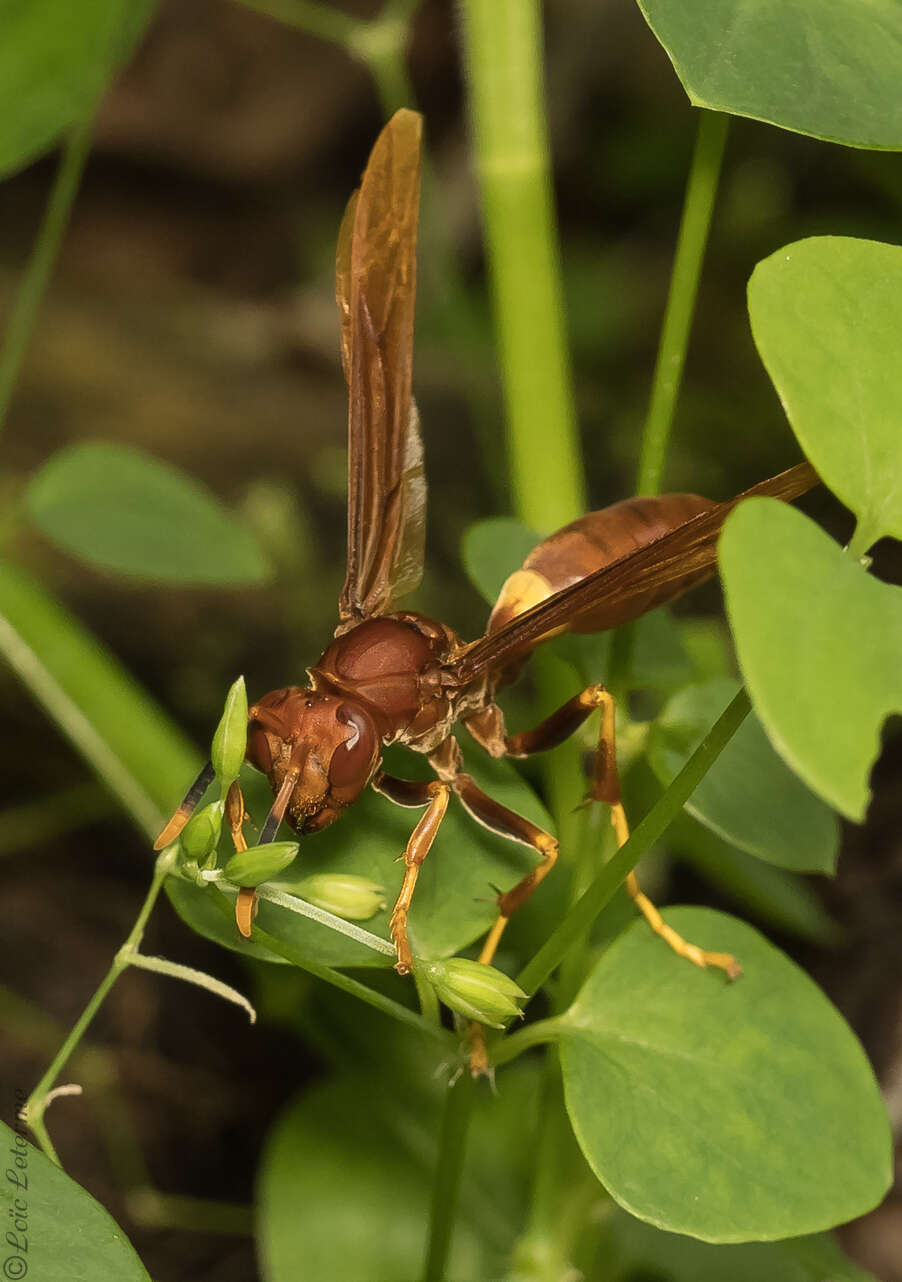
259 1059 539 1282
637 1 902 149
615 1213 877 1282
462 516 542 604
560 908 891 1241
720 500 902 821
0 0 155 177
1 1122 151 1279
647 678 839 873
26 441 271 585
749 237 902 553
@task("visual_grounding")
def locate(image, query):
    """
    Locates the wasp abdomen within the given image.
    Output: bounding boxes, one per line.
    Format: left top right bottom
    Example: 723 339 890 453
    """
488 493 715 642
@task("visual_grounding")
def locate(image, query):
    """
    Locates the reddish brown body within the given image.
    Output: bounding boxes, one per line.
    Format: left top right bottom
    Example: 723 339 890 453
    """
155 110 817 991
243 480 806 837
486 494 715 676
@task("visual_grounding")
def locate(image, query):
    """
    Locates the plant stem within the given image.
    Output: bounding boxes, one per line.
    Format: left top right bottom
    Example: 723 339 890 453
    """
252 881 396 956
421 1069 476 1282
0 781 114 857
460 0 585 532
414 968 441 1024
207 887 453 1046
491 1015 567 1068
25 849 175 1160
516 688 750 997
128 1188 254 1236
349 14 414 113
635 109 729 497
0 123 93 436
236 0 358 42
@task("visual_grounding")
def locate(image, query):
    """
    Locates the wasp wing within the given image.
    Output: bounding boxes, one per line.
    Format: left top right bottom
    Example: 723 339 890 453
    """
336 109 425 631
447 462 819 683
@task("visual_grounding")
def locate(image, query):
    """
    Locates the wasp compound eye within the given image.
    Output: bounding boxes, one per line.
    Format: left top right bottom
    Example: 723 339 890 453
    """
245 723 273 775
330 704 378 789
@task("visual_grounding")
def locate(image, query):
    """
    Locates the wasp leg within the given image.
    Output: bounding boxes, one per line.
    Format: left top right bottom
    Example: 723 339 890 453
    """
424 741 559 1074
466 689 741 979
372 774 451 976
224 780 259 940
153 761 215 850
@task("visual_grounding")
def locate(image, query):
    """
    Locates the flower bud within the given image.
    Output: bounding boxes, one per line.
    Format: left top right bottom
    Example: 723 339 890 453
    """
211 676 248 790
295 873 386 920
223 840 299 887
421 958 527 1028
180 801 223 862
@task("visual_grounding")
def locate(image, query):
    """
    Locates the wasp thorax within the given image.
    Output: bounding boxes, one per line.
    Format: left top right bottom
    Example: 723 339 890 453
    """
246 687 380 833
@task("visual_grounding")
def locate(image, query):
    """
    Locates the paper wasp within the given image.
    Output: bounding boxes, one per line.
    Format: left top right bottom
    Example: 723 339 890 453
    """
156 110 816 1040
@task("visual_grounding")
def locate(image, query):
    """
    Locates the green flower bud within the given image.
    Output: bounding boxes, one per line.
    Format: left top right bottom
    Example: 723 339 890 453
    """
295 874 386 920
180 801 223 862
421 958 527 1029
211 676 248 790
223 840 299 887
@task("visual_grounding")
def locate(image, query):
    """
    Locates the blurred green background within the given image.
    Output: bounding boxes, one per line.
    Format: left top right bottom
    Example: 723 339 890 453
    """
1 1 900 1278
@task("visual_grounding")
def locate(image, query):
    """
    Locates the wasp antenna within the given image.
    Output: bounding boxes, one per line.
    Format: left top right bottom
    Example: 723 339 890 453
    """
153 761 215 850
260 769 299 845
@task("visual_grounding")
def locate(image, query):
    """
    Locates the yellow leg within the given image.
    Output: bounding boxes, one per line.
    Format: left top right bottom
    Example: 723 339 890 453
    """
226 781 258 940
389 782 451 975
613 801 741 980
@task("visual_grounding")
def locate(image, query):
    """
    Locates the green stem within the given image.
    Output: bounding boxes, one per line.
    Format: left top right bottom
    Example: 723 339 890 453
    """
207 888 453 1046
349 13 415 113
0 123 93 436
251 881 396 956
0 781 113 858
128 1189 254 1236
508 1052 578 1281
414 968 441 1025
421 1070 477 1282
491 1015 567 1068
635 109 729 497
516 688 750 997
25 850 174 1160
460 0 585 531
383 0 421 20
848 520 878 561
235 0 358 42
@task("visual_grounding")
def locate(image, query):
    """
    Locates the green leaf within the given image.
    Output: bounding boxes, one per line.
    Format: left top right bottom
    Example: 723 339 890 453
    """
749 237 902 552
462 516 541 604
560 908 891 1241
0 560 199 837
259 1059 539 1282
0 1122 151 1280
637 1 902 149
626 608 694 694
0 0 155 178
720 500 902 820
671 815 840 945
647 678 839 873
613 1213 877 1282
26 441 271 585
169 748 554 968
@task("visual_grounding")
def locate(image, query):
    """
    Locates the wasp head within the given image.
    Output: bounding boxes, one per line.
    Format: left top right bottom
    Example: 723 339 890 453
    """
246 687 380 834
